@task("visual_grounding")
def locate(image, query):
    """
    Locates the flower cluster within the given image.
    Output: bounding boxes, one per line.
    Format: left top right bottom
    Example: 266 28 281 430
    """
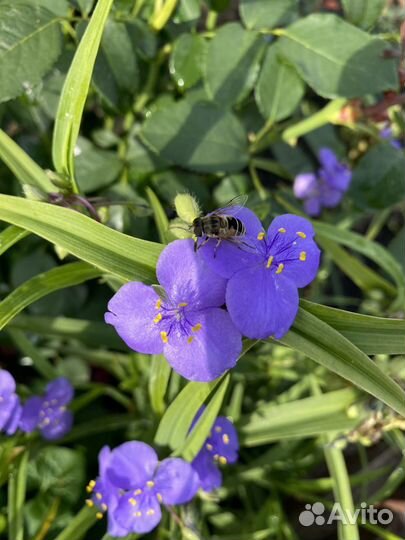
0 370 74 440
293 148 352 216
88 410 239 536
106 206 320 382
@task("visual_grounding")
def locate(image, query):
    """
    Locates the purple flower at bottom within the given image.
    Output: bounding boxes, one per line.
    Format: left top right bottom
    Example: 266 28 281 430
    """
20 377 74 440
201 213 320 340
88 441 199 536
0 370 22 435
191 414 239 492
380 126 403 150
105 239 242 382
294 148 352 217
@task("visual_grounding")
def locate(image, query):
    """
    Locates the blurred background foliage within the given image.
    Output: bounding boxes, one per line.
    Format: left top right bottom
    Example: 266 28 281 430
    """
0 0 405 539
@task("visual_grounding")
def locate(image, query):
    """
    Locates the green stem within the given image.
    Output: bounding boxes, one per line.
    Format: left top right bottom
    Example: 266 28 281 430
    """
365 208 391 241
150 0 178 30
53 506 98 540
206 10 218 31
250 157 292 180
248 163 268 201
8 329 57 380
8 449 29 540
134 45 171 114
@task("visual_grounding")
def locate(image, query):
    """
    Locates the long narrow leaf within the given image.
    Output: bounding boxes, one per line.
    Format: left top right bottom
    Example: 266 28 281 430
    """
0 226 29 256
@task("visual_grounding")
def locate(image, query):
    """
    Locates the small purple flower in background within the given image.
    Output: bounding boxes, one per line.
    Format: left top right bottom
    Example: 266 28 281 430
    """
87 441 199 536
191 412 239 492
0 370 22 435
380 125 403 150
20 377 74 440
294 147 352 217
105 239 242 382
202 213 320 340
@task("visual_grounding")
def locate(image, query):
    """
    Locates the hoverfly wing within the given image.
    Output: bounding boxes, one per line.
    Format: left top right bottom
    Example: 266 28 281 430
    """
216 194 248 217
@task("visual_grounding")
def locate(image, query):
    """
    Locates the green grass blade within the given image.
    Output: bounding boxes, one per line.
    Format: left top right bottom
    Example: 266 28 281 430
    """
0 261 101 330
148 355 172 416
52 0 114 190
53 506 98 540
8 450 29 540
0 195 162 282
8 329 57 379
0 226 29 256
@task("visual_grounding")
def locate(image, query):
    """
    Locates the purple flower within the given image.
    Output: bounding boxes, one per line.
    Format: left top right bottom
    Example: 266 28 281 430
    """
201 213 320 340
105 239 242 382
88 441 199 536
294 148 352 217
20 377 74 440
191 413 239 492
380 126 403 149
0 370 22 435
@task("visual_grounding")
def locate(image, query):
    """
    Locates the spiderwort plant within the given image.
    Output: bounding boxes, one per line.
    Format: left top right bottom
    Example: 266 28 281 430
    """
201 213 320 340
20 377 74 440
293 148 352 216
0 370 22 435
105 239 242 382
87 441 199 536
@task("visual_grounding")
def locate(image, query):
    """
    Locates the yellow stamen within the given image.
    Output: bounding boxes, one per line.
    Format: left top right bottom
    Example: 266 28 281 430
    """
86 480 96 493
129 498 137 506
213 454 219 461
96 512 103 520
95 492 102 500
134 489 142 496
156 298 162 309
86 499 94 507
135 511 142 517
297 231 306 239
187 336 194 344
215 426 222 433
178 302 188 307
153 312 162 324
157 493 163 503
278 227 286 233
266 255 274 269
147 509 155 516
299 251 307 261
192 323 202 332
223 434 230 445
160 331 168 344
276 263 284 274
206 443 213 451
101 503 108 511
219 456 227 465
257 231 265 240
147 480 155 488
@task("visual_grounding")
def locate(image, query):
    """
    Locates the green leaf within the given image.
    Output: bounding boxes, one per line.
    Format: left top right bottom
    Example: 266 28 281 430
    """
53 506 98 540
52 0 114 188
349 143 405 210
204 22 264 107
141 99 249 173
27 0 70 16
155 376 225 450
179 374 230 460
240 0 298 30
75 137 122 193
280 308 405 417
0 226 29 256
277 13 398 98
0 129 55 192
8 450 29 540
0 261 101 330
145 187 172 244
148 356 172 416
255 43 305 123
0 3 62 103
301 300 405 355
0 195 162 282
240 389 359 446
342 0 386 29
169 33 204 90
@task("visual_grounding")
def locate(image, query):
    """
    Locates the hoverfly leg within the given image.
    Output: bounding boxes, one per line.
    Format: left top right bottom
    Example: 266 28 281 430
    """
196 236 210 252
213 239 222 258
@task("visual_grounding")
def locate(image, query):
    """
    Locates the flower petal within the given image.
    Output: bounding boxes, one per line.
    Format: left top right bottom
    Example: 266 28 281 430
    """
107 441 158 490
154 457 199 505
114 491 161 535
105 282 163 355
41 410 73 440
192 451 222 492
163 307 242 382
226 267 299 339
209 417 239 464
318 148 351 191
4 399 22 435
200 207 264 279
304 196 321 217
157 239 227 308
293 173 318 199
0 393 19 432
0 369 16 395
19 396 42 433
320 183 344 208
46 377 74 405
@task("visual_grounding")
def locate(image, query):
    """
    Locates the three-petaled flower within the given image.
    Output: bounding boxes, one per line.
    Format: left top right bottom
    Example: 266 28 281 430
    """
191 411 239 492
20 377 74 440
87 441 199 536
0 370 22 435
105 239 242 382
201 213 320 340
294 148 352 216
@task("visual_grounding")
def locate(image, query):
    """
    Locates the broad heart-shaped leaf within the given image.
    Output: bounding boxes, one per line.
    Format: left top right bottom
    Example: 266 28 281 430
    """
255 43 305 123
342 0 386 29
280 308 405 417
169 33 205 90
240 389 359 446
204 22 264 107
0 3 62 103
349 143 405 210
141 99 249 173
0 195 162 283
0 262 101 331
240 0 298 30
277 13 398 99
